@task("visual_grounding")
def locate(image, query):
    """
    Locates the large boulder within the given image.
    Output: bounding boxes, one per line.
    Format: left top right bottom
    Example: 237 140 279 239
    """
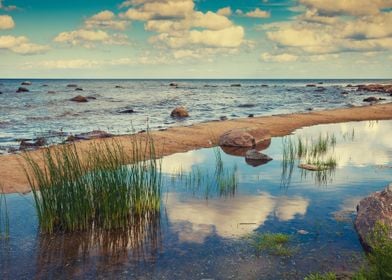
171 107 189 118
219 128 270 148
221 138 271 157
70 95 88 102
355 184 392 250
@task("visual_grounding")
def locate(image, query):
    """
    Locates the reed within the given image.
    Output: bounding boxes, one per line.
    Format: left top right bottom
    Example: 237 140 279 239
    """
0 185 10 239
23 132 162 234
173 147 238 199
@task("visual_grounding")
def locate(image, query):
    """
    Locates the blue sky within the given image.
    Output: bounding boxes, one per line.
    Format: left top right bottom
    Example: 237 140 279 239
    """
0 0 391 78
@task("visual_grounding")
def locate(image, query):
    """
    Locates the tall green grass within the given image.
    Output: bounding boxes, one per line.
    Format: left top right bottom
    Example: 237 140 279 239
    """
23 133 162 234
0 185 10 239
281 133 338 186
173 147 238 199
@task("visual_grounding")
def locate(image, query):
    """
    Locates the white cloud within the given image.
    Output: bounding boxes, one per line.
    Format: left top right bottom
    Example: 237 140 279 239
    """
217 7 232 17
245 8 270 18
54 29 129 47
299 0 392 16
0 35 49 55
260 52 298 62
0 14 14 29
85 10 129 30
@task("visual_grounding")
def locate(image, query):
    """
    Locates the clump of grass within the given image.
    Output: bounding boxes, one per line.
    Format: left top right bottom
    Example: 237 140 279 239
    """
174 147 238 199
0 185 10 239
24 132 162 234
252 232 295 257
304 272 337 280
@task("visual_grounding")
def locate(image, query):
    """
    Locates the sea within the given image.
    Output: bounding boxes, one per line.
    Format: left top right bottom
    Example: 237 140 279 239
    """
0 79 391 153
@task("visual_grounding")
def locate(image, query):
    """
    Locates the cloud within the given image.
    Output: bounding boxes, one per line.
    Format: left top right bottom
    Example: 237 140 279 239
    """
260 52 298 62
54 29 129 47
299 0 392 16
0 35 49 54
0 14 14 29
245 8 270 18
84 10 129 30
217 7 232 17
28 59 100 69
120 0 245 60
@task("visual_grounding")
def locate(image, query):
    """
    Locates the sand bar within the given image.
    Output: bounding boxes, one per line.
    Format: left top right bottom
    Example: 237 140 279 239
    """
1 103 392 194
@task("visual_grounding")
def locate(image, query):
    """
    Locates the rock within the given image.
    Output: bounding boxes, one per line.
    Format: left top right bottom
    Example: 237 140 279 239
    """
118 109 135 114
297 230 309 235
86 96 96 100
379 98 386 101
355 184 392 251
169 82 178 87
245 149 272 167
75 88 83 91
170 106 189 118
363 97 379 102
19 137 46 150
67 130 113 141
261 84 269 87
357 84 392 94
221 138 271 157
219 128 270 148
70 95 88 102
248 114 254 118
16 87 29 93
0 92 2 94
306 84 316 87
306 107 313 111
67 84 78 88
115 85 124 88
298 163 326 171
47 91 56 94
238 104 255 108
42 84 48 87
21 81 32 86
220 116 228 121
341 91 349 95
231 84 241 87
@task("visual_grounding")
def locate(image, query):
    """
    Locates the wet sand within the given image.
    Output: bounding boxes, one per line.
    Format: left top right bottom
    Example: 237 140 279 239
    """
1 103 392 194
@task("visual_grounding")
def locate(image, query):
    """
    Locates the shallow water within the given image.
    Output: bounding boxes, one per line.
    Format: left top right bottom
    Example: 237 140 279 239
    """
0 79 391 153
1 120 392 279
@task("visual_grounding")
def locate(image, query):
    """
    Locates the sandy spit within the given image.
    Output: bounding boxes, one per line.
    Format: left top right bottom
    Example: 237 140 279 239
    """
1 103 392 194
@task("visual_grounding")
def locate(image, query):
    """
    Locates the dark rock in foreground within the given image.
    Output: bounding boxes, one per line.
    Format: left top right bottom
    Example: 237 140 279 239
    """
16 87 29 93
355 184 392 251
70 95 88 102
171 107 189 118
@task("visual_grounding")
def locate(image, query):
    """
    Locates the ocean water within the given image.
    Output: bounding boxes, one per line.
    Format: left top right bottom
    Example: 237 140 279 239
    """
0 79 391 153
1 120 392 279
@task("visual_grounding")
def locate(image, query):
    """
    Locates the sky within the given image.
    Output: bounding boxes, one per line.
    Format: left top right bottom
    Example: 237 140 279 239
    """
0 0 392 78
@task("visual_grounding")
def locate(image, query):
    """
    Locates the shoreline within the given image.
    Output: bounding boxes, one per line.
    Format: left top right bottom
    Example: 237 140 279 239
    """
1 102 392 194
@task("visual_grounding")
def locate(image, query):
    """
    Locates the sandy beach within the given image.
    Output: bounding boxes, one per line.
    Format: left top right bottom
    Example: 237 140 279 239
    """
1 102 391 194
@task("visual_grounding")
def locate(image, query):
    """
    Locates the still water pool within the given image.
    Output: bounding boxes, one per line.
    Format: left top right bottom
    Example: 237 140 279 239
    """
1 120 391 279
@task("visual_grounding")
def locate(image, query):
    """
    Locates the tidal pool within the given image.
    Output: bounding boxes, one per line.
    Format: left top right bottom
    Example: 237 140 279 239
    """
1 120 392 279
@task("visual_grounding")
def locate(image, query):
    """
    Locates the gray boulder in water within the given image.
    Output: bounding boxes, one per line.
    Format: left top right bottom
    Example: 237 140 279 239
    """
355 183 392 250
16 87 29 93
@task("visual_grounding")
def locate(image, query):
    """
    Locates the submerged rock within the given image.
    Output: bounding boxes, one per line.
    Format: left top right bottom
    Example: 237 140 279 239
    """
171 106 189 118
21 81 32 86
238 103 255 108
220 116 228 121
355 184 392 251
219 128 270 148
231 84 241 87
86 96 96 100
47 91 56 94
75 87 83 91
70 95 88 102
245 149 272 167
118 109 135 114
16 87 29 93
298 163 327 171
169 82 178 87
306 84 316 87
67 84 78 88
363 97 379 102
115 85 124 88
67 130 113 141
19 137 46 150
